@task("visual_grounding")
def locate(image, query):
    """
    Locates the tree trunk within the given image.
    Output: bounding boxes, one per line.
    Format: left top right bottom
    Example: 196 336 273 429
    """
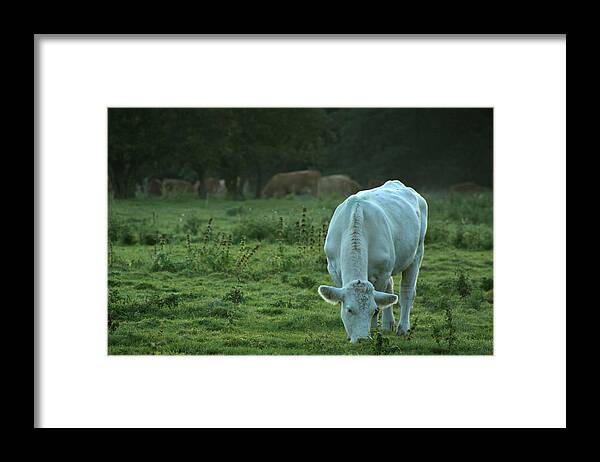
193 166 207 199
254 165 263 199
110 166 136 199
224 176 239 200
197 181 207 199
112 177 136 199
237 176 247 200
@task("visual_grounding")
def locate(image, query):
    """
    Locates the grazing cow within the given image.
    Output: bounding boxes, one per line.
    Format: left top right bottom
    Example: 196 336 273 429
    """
318 174 361 198
449 182 488 193
262 170 321 198
205 177 227 195
318 180 428 343
194 177 226 195
147 178 162 196
193 178 226 196
162 178 194 194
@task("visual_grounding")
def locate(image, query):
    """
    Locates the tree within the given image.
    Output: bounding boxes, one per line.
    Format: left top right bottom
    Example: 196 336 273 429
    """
322 108 493 189
170 109 232 197
108 109 165 199
108 108 493 199
224 108 333 198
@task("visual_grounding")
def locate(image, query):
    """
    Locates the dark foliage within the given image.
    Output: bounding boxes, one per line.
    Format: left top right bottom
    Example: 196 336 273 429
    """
108 108 492 199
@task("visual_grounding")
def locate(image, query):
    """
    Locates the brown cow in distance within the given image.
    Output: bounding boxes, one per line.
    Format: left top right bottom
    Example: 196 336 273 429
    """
162 178 194 195
193 180 201 195
262 170 321 198
449 182 489 193
147 178 162 196
318 175 361 198
195 177 226 196
367 179 386 189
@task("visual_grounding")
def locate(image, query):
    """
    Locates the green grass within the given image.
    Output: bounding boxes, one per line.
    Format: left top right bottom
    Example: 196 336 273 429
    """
108 191 493 355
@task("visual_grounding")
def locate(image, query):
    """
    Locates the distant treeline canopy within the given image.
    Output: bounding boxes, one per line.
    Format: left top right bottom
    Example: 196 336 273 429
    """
108 108 492 198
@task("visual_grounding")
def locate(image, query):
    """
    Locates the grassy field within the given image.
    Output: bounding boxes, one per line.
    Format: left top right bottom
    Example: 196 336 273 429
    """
108 190 493 355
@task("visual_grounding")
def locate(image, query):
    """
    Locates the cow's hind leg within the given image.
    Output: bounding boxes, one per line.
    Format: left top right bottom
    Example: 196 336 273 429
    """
397 246 424 336
381 276 397 332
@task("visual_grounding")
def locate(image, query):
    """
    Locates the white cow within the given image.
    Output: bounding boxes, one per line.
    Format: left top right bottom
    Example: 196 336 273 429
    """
318 180 428 343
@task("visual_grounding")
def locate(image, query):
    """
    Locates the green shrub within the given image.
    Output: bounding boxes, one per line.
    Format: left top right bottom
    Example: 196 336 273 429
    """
425 221 492 250
224 286 244 304
258 307 285 316
139 227 166 246
425 191 493 226
371 331 401 355
462 225 493 250
182 214 203 235
109 213 169 247
108 216 122 242
226 206 245 216
477 227 493 250
108 311 119 332
480 277 493 291
431 297 458 353
150 250 178 272
454 268 473 298
425 221 451 245
291 274 317 289
202 233 234 272
452 223 467 249
207 299 234 316
206 299 239 324
462 289 484 311
232 217 279 242
282 298 298 310
149 293 181 309
230 208 319 245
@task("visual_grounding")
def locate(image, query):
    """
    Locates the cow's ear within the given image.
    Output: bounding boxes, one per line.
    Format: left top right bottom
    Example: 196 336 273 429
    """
318 285 344 304
373 290 398 307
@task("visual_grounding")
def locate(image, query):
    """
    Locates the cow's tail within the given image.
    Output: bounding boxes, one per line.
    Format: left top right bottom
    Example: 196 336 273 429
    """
348 199 364 252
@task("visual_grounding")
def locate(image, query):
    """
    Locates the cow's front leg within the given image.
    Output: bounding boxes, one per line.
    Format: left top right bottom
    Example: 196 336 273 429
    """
370 309 379 331
381 277 397 332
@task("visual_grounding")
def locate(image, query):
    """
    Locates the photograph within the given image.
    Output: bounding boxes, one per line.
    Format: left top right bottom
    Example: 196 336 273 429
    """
36 34 565 428
107 107 493 355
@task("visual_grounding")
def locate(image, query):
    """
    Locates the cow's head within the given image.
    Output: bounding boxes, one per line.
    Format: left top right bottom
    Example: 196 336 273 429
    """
318 279 398 343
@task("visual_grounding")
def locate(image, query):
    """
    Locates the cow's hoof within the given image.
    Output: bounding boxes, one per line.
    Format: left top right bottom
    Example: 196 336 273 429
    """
381 322 395 332
396 326 409 336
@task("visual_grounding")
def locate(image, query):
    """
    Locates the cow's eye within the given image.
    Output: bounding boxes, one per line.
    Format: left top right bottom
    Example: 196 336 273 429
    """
347 308 354 314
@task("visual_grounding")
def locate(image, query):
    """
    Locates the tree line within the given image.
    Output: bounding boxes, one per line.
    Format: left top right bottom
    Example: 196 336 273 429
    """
108 108 492 199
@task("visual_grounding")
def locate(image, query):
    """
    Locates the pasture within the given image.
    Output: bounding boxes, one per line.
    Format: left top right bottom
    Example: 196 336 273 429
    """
108 191 493 355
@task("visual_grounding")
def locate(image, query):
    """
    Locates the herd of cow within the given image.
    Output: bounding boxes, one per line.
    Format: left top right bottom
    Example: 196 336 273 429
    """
111 170 370 199
261 171 362 198
146 177 226 196
109 169 488 199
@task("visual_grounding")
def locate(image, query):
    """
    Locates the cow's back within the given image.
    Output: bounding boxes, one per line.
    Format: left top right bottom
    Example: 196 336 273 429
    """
328 180 424 275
